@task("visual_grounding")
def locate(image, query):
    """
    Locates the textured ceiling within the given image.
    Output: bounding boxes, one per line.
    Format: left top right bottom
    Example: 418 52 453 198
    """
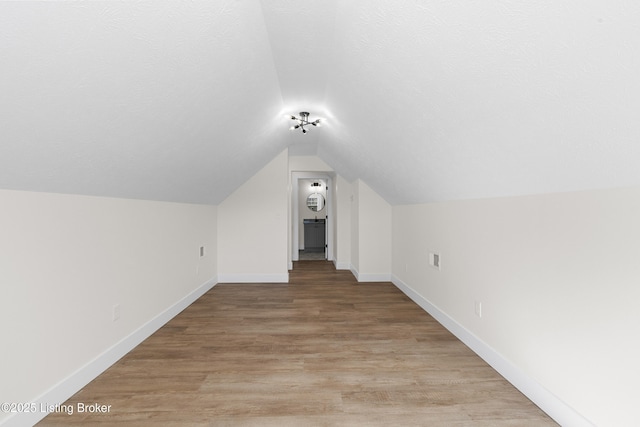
2 1 640 205
0 1 286 204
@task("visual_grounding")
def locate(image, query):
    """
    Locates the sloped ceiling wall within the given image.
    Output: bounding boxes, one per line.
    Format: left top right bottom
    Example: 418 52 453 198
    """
0 1 286 204
2 1 640 205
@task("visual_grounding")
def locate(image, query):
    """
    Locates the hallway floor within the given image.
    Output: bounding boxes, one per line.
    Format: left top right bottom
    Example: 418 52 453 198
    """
298 249 326 261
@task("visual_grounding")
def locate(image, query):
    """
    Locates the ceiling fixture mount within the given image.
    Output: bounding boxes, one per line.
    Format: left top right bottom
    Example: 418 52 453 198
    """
288 111 321 134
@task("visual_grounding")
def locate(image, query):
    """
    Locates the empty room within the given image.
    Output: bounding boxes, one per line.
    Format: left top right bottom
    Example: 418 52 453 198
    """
1 1 639 426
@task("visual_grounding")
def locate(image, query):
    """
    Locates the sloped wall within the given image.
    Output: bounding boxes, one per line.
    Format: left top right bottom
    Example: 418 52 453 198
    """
391 186 640 426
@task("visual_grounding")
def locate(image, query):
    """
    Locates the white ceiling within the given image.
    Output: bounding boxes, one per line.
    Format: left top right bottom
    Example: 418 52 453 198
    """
2 1 640 205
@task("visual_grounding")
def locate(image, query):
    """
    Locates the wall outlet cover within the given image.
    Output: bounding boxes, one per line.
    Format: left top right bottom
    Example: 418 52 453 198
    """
475 301 482 318
428 252 441 270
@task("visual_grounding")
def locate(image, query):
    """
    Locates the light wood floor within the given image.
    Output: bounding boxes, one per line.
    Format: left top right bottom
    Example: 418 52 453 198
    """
38 261 556 426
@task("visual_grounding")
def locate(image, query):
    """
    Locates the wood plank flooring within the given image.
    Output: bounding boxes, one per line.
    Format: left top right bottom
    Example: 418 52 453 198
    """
38 261 556 426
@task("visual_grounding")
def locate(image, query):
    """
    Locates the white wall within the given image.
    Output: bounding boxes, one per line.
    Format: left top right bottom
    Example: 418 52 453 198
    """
350 179 360 274
391 186 640 427
288 155 334 173
0 189 217 426
350 179 392 281
334 175 352 269
218 149 289 282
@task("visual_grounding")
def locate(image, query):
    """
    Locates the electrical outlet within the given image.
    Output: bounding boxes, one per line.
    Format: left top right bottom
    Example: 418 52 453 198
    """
475 301 482 318
113 304 121 322
428 252 441 270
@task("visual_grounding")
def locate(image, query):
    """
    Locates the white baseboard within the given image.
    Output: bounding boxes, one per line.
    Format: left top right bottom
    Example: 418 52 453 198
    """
2 277 217 427
356 273 391 282
349 264 391 282
350 264 359 280
333 260 350 270
390 274 594 427
217 273 289 283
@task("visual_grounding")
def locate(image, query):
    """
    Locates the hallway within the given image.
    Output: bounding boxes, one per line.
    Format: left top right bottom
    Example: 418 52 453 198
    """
298 249 326 261
39 261 555 426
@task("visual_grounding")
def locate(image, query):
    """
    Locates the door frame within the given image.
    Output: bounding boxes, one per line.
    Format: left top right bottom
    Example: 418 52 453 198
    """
291 171 334 264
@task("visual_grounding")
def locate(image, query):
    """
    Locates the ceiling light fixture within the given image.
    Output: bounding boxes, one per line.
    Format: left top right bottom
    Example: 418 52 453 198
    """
287 111 321 134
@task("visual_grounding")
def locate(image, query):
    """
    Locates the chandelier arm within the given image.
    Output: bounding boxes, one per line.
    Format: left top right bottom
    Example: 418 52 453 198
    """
287 111 320 133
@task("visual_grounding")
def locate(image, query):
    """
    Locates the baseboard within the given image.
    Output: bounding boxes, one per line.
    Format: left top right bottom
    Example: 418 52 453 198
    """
357 273 392 282
390 274 594 427
1 276 217 427
217 273 289 283
350 264 359 280
349 265 391 282
333 260 350 270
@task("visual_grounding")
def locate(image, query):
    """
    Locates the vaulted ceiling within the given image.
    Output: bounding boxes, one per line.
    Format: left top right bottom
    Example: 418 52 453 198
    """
2 1 640 205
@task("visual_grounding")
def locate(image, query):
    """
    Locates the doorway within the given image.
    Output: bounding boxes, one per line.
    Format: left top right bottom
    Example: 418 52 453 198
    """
291 172 334 265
